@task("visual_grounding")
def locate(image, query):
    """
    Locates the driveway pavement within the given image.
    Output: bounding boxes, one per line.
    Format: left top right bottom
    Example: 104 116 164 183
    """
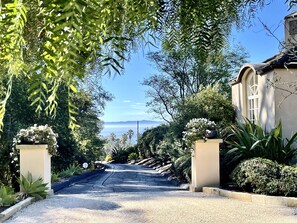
5 164 297 223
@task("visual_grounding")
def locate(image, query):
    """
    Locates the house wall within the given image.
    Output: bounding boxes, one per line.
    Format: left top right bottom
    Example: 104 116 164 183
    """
258 71 275 132
232 82 244 122
232 68 275 131
274 68 297 139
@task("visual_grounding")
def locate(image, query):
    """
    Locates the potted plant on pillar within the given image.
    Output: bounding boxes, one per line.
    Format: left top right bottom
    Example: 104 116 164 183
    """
182 118 217 147
16 124 58 155
16 124 58 192
183 118 221 192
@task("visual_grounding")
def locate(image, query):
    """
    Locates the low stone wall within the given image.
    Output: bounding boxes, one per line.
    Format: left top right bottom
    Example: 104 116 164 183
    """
0 197 35 222
203 187 297 207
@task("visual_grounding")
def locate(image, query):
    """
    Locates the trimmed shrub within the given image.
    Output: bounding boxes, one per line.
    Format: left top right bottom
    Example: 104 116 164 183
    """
279 166 297 197
231 157 297 196
231 158 281 194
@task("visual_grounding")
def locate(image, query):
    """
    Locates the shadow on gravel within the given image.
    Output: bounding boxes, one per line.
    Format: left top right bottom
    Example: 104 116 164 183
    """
54 195 121 211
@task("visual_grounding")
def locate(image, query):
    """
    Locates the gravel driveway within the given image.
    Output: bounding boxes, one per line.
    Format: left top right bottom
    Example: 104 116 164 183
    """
5 164 297 223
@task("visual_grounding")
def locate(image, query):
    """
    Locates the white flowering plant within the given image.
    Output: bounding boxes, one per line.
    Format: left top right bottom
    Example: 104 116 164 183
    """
16 124 58 155
183 118 217 146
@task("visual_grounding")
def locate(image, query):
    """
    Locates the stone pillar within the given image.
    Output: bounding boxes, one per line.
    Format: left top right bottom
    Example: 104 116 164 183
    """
17 145 52 191
190 139 222 192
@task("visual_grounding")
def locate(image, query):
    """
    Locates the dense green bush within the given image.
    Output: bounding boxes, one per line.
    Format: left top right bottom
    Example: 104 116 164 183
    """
231 158 297 196
0 185 17 206
173 84 236 137
128 153 138 161
171 147 191 182
231 158 280 194
136 125 169 158
279 166 297 197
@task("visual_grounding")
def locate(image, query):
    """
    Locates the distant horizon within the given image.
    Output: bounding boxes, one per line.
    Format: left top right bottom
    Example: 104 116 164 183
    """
103 120 164 124
100 120 164 139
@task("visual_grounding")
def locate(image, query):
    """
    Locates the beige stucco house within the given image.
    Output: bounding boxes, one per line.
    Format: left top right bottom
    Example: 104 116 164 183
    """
232 13 297 140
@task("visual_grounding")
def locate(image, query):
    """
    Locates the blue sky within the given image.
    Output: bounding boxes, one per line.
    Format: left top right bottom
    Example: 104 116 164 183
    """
101 1 294 122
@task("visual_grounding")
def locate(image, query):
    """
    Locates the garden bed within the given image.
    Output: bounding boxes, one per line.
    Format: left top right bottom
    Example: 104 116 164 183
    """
0 206 9 213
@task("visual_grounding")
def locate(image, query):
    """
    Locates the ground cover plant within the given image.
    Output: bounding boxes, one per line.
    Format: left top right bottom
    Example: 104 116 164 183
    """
58 164 83 179
0 185 17 207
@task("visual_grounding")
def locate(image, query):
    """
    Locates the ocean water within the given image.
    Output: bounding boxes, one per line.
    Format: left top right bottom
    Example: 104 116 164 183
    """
100 121 163 143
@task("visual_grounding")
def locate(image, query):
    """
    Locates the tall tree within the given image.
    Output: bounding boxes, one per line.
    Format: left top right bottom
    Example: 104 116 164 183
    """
127 129 134 145
0 0 158 129
157 0 266 59
143 46 248 122
0 0 274 129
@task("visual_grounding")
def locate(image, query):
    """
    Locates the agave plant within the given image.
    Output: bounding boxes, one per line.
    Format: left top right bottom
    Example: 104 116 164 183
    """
111 145 129 163
59 164 83 178
226 118 297 165
18 173 49 200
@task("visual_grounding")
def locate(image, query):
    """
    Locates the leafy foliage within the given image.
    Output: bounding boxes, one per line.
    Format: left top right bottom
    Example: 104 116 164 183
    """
143 47 248 122
231 158 297 196
226 119 297 165
0 185 17 206
157 0 264 61
18 173 49 200
171 83 235 139
136 125 169 158
279 165 297 197
136 126 191 182
0 75 106 188
231 158 281 194
170 145 192 182
58 164 83 178
128 153 139 161
0 0 265 129
111 147 129 164
104 130 138 163
51 173 60 183
0 0 158 129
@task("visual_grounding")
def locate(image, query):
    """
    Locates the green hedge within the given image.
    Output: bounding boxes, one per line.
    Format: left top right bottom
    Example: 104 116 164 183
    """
231 158 297 197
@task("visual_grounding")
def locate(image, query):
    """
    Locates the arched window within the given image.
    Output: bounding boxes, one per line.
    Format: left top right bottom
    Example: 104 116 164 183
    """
246 72 259 122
